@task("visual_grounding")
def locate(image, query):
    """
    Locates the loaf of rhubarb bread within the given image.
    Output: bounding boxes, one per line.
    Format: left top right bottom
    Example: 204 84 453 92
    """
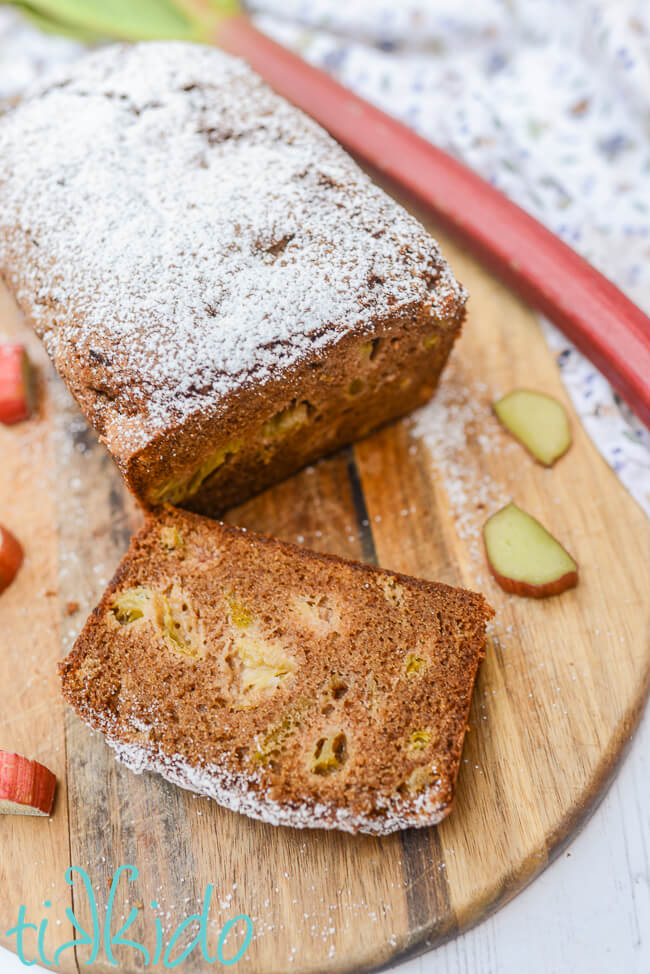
59 507 492 834
0 42 466 515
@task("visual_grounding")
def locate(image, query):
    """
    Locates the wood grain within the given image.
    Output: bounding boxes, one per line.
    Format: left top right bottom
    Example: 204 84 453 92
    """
0 287 75 967
0 206 648 973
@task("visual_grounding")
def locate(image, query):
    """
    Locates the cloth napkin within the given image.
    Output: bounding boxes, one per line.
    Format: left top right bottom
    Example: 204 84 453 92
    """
1 0 648 514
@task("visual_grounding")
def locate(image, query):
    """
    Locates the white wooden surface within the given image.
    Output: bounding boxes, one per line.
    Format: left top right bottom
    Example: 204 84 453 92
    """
393 706 650 974
2 704 648 973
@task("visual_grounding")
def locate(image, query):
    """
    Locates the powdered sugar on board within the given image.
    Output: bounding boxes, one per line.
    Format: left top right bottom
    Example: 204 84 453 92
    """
0 41 465 457
409 360 514 578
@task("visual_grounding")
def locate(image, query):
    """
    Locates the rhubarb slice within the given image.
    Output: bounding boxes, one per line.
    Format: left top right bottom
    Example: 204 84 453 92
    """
484 503 578 598
0 523 23 595
0 343 36 425
494 389 571 466
0 751 56 816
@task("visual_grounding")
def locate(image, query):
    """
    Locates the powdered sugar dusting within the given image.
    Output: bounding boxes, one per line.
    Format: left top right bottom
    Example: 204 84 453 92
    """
108 725 450 837
68 700 452 836
410 360 513 568
0 41 465 456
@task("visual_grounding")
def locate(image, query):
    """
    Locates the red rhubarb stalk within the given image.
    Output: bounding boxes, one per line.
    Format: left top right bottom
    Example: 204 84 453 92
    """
0 342 35 424
218 16 650 427
0 523 23 594
0 750 56 816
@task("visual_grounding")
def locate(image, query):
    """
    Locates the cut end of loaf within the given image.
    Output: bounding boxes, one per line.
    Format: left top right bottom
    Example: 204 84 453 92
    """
60 507 492 834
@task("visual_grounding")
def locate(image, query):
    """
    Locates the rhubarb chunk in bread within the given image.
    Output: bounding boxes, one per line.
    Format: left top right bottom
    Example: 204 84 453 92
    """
0 42 466 516
60 508 492 834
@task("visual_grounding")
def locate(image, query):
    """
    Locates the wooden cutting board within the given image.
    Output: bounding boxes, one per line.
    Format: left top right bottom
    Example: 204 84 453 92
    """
1 199 649 974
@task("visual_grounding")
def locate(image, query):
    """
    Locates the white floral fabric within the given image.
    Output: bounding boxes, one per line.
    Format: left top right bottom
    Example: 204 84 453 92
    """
1 1 648 513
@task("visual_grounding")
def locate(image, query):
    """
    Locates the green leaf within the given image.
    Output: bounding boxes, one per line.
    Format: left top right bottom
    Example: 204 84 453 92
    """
8 0 241 42
13 3 102 40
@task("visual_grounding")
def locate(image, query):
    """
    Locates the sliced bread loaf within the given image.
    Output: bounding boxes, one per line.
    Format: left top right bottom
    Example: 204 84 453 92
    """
59 507 492 834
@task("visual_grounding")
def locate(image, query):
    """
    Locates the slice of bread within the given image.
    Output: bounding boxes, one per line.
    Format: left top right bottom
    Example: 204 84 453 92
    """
59 508 493 834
